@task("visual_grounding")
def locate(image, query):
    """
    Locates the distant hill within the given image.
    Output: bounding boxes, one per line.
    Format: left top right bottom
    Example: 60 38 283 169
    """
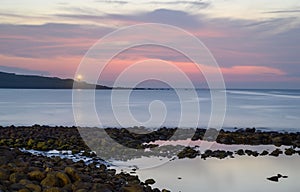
0 71 111 89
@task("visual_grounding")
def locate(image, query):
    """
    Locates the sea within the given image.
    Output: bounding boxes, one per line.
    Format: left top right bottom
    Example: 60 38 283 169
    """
0 89 299 131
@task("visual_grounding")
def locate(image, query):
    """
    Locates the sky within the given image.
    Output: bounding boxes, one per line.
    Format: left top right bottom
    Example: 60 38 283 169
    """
0 0 300 88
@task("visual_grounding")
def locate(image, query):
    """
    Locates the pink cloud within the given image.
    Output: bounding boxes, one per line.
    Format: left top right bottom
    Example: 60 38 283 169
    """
222 65 286 76
98 57 286 85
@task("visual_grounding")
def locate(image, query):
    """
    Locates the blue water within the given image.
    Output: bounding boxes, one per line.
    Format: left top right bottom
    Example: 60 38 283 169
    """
0 89 299 131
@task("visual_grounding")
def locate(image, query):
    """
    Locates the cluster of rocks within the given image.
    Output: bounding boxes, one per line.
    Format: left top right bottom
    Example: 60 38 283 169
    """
0 125 298 191
0 125 89 154
91 127 300 148
216 128 300 147
1 125 300 150
0 146 170 192
1 125 300 161
175 147 300 160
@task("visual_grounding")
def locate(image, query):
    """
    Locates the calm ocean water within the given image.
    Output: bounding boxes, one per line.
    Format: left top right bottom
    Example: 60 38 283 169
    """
0 89 299 131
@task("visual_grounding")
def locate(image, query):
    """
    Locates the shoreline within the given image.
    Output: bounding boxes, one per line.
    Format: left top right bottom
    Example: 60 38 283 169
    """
1 125 299 191
0 146 166 192
1 125 299 159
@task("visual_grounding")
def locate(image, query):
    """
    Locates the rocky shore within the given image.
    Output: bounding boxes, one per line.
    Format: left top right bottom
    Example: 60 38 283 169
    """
1 125 300 191
1 125 299 160
0 146 168 192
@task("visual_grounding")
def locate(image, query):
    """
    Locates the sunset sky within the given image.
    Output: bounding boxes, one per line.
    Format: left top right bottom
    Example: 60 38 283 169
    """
0 0 300 88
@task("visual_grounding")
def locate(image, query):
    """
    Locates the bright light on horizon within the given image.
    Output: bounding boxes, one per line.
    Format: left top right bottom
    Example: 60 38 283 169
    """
76 74 83 81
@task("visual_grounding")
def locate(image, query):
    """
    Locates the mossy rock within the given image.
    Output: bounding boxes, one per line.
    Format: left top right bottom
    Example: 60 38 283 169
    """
0 168 10 180
64 167 81 182
0 139 5 145
19 179 32 186
44 187 63 192
28 170 46 181
36 142 47 150
10 172 27 183
122 184 144 192
25 183 41 192
18 188 30 192
40 172 60 187
27 139 35 147
55 172 71 186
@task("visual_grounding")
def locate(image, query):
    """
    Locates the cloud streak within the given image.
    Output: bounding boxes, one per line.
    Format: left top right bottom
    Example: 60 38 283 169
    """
222 66 286 76
146 0 210 8
264 9 300 14
94 0 129 4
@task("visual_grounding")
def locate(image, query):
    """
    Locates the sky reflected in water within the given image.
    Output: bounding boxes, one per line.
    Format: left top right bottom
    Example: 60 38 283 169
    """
119 156 300 192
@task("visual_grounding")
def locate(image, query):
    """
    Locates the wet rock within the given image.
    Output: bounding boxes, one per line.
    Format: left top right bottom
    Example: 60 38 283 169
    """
252 151 259 157
44 187 63 192
25 183 42 192
211 150 230 159
0 146 15 164
267 174 288 182
245 128 256 133
284 148 295 156
18 188 31 192
75 189 88 192
0 168 10 180
91 183 113 192
177 147 199 159
267 176 279 182
236 149 245 156
145 179 156 185
72 181 93 191
122 184 144 192
19 179 32 186
269 149 283 157
272 137 283 147
153 188 161 192
9 183 26 191
64 167 81 182
281 136 293 146
0 145 159 192
244 150 252 156
9 172 27 183
56 172 71 186
41 172 60 187
260 150 269 156
28 170 46 181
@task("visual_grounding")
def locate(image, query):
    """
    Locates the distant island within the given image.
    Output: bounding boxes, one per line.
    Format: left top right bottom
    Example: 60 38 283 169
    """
0 71 111 89
0 71 175 90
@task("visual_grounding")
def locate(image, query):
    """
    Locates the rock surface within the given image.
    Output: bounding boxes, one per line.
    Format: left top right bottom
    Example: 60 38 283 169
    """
0 147 168 192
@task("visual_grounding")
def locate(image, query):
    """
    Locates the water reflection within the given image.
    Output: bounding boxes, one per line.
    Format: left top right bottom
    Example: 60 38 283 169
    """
117 156 300 192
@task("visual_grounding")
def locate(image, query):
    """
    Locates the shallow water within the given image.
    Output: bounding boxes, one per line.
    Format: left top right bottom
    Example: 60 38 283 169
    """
21 146 300 192
119 156 300 192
